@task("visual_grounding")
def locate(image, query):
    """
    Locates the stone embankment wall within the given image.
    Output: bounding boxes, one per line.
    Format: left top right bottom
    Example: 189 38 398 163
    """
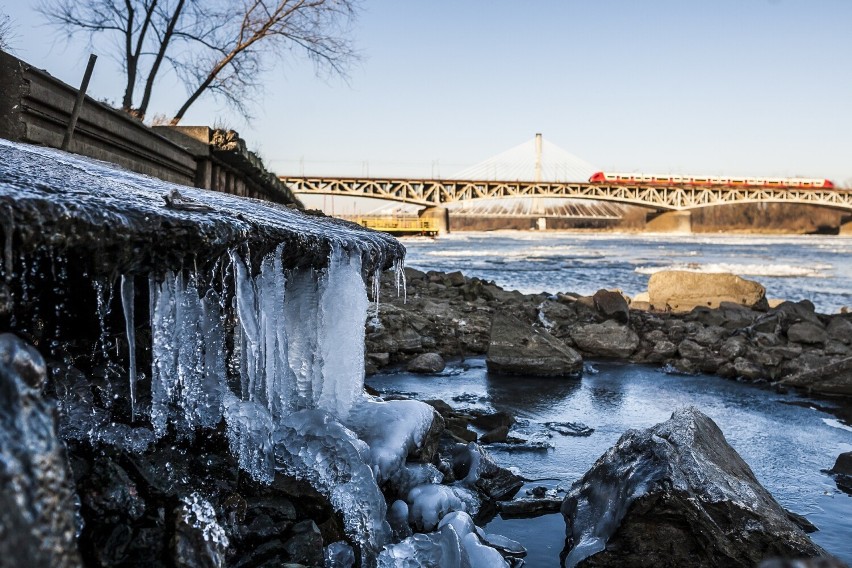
0 49 301 207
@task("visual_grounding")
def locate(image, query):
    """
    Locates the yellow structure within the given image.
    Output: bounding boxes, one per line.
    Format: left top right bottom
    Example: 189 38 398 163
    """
350 216 439 236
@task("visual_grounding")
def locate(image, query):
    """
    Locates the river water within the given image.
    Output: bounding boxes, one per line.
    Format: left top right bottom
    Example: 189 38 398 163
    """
378 231 852 566
400 231 852 313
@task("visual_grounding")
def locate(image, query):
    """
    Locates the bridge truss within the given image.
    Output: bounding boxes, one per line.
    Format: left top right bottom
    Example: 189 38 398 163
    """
281 177 852 212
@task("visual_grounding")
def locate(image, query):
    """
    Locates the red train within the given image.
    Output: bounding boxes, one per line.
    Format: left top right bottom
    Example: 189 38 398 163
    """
588 171 834 189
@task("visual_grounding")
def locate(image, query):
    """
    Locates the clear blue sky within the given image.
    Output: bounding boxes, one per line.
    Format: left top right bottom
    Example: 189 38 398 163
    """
4 1 852 184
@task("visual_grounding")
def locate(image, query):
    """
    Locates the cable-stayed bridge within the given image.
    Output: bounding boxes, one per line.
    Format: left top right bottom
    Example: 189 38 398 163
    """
280 135 852 233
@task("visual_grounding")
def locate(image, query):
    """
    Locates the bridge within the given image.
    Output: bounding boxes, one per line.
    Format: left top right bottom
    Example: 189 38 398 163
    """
279 135 852 234
280 176 852 212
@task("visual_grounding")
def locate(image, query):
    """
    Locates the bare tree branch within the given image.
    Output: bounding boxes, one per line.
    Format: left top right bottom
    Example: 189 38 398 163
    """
38 0 361 123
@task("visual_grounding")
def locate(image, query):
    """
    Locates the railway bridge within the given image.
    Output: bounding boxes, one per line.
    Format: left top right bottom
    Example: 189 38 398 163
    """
280 176 852 234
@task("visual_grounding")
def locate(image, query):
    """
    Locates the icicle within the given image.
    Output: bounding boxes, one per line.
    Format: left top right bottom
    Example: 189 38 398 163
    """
93 277 114 360
394 257 407 304
150 272 177 437
316 247 369 420
371 267 381 319
120 275 137 421
285 267 320 410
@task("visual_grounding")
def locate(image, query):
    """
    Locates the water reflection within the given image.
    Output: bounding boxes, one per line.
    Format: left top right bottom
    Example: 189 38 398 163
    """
368 358 852 564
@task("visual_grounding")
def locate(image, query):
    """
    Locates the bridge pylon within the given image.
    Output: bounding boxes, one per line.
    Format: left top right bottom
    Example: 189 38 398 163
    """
418 206 450 235
645 210 692 233
840 215 852 236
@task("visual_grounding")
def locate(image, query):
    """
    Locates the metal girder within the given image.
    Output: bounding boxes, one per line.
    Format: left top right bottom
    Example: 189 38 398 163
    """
281 177 852 212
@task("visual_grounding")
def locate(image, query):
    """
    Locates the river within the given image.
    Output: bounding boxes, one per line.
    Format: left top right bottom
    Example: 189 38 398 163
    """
400 231 852 313
376 231 852 566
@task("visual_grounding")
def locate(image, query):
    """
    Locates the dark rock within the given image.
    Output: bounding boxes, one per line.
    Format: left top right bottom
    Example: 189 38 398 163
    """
486 313 583 377
785 509 819 534
592 289 629 323
406 352 446 374
366 352 390 367
570 320 639 359
561 407 829 567
772 301 823 327
787 322 828 345
479 425 509 444
780 356 852 396
283 520 324 567
0 333 82 568
467 444 524 502
445 271 466 287
81 460 146 522
677 338 705 360
409 409 444 464
498 497 563 518
544 421 594 437
733 356 767 380
172 496 228 568
829 451 852 476
647 340 677 362
826 316 852 344
470 410 515 431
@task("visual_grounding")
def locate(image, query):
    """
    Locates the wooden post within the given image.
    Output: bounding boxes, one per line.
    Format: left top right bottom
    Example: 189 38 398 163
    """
61 54 98 151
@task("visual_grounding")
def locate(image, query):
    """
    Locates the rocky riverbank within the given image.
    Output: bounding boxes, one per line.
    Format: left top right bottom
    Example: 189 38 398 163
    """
366 267 852 400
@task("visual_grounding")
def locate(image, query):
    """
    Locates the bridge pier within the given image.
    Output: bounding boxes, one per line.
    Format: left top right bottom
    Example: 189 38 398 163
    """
418 206 450 235
840 215 852 236
645 210 692 233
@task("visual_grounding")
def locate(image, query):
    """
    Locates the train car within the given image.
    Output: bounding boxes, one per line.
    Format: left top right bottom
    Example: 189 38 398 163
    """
588 172 834 189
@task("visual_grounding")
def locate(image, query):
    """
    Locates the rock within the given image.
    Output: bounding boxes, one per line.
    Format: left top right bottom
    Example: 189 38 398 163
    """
829 451 852 476
0 333 82 568
733 356 767 380
772 300 823 327
826 316 852 344
486 313 583 377
479 425 509 444
647 340 677 362
561 407 829 568
648 271 768 312
282 520 324 567
677 338 706 360
630 291 651 311
592 289 629 323
787 322 828 345
470 411 515 431
445 271 466 287
172 495 229 568
366 352 390 367
720 336 748 360
406 352 446 374
409 409 444 465
780 356 852 396
497 497 563 518
570 320 640 359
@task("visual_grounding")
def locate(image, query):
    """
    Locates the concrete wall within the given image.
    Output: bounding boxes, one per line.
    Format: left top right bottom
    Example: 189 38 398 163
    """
0 50 301 207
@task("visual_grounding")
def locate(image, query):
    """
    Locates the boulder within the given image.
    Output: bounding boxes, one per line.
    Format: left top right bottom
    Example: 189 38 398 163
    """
479 425 509 444
592 289 630 323
0 334 83 568
648 271 768 312
570 320 640 359
486 314 583 377
780 356 852 396
561 407 829 567
787 322 828 345
470 411 515 431
406 352 446 374
826 317 852 344
828 451 852 495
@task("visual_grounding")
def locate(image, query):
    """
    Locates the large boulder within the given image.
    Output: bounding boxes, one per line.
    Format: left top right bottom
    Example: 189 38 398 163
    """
561 407 830 568
0 334 83 568
486 314 583 377
569 320 640 359
779 356 852 397
407 352 446 374
648 271 768 312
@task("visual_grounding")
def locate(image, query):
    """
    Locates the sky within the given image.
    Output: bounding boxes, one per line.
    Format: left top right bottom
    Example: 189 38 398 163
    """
3 1 852 185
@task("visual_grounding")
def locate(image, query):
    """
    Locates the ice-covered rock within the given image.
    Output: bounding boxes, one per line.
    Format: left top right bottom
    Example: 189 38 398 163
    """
561 407 830 567
345 399 440 484
0 333 82 567
273 409 392 563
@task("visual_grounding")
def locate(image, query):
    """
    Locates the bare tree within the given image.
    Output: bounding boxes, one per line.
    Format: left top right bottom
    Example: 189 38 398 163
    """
0 12 13 51
39 0 360 123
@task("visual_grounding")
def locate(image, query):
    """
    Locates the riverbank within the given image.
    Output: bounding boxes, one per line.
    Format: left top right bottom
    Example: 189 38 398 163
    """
367 266 852 405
